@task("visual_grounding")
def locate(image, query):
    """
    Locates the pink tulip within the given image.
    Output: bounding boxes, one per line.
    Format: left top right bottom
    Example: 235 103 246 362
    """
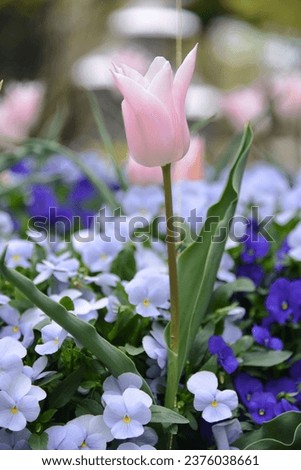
173 136 205 181
221 87 266 130
0 81 44 141
112 45 198 167
126 156 163 185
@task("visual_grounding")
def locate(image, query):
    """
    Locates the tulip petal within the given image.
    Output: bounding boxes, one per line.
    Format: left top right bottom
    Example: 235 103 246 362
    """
145 57 169 82
148 61 174 110
121 97 177 167
113 72 166 115
173 44 198 108
117 63 148 88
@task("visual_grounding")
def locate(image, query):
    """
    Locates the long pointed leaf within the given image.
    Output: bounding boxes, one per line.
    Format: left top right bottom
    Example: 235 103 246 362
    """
176 124 253 381
234 411 301 449
0 251 153 398
86 91 127 190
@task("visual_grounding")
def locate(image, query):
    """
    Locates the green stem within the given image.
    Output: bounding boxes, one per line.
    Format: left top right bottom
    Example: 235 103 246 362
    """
86 90 127 190
162 164 180 412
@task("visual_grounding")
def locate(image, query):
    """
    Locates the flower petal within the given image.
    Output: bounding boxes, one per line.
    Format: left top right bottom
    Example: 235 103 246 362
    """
202 403 232 423
187 371 218 395
144 57 168 82
173 44 198 109
215 390 238 410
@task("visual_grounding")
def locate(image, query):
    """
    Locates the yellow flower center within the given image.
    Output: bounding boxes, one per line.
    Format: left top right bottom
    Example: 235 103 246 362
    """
259 409 265 416
10 406 18 415
143 299 150 307
12 326 19 333
122 415 131 424
211 400 218 408
80 441 87 448
100 254 108 261
281 301 288 311
12 255 20 262
53 338 59 344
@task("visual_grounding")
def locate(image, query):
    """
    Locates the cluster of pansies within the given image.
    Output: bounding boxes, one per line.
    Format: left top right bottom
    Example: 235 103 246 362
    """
0 142 301 450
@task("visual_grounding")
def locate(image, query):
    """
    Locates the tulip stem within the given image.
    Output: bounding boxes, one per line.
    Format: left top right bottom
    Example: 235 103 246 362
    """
162 163 180 418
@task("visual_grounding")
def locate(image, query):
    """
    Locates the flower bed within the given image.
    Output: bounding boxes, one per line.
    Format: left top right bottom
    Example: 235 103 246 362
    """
0 47 301 451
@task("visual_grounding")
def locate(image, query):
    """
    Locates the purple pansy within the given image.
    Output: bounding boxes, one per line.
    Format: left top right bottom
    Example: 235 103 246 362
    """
265 377 297 398
252 325 283 350
234 372 264 407
208 336 239 374
241 226 270 263
247 392 276 424
265 278 301 324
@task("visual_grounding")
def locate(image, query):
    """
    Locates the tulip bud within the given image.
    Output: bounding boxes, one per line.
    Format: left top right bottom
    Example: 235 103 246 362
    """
112 45 198 168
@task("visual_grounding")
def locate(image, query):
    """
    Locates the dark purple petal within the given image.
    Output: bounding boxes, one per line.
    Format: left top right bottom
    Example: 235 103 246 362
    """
268 337 283 351
237 264 264 287
265 377 297 397
248 392 276 424
265 278 293 324
274 399 299 416
234 373 263 407
208 336 226 354
290 360 301 380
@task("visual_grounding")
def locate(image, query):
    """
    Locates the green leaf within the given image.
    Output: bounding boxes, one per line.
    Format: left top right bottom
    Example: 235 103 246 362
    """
190 114 216 134
213 132 244 181
242 350 292 367
59 296 75 311
210 277 255 311
39 409 58 424
48 367 85 409
188 322 215 370
0 252 153 398
176 125 253 382
122 344 144 356
150 405 189 424
234 412 301 449
29 433 48 450
75 398 103 417
232 335 253 356
111 245 136 281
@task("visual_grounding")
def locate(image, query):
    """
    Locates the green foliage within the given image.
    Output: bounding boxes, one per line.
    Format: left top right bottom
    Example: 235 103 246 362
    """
150 406 189 425
210 277 255 311
234 412 301 449
111 245 136 281
242 350 292 367
59 296 75 311
48 367 85 409
29 432 48 450
0 249 153 398
175 125 253 383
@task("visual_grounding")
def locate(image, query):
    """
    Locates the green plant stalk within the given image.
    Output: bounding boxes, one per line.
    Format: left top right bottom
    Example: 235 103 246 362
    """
162 163 180 411
86 90 127 190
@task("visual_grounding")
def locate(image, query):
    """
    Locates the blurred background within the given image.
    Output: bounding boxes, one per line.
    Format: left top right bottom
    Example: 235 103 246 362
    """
1 0 301 171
